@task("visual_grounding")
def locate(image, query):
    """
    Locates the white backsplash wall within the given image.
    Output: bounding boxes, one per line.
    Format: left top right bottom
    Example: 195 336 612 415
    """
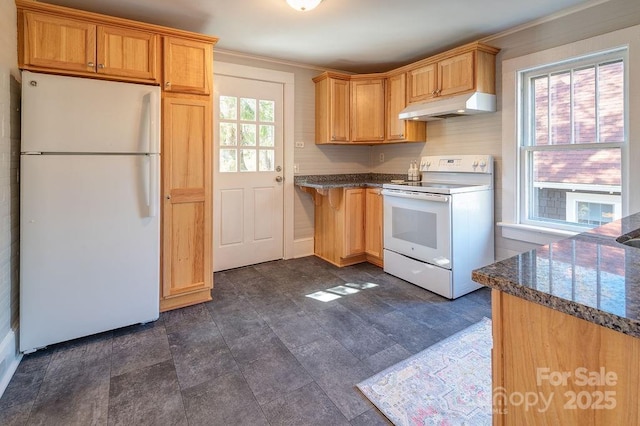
0 0 20 396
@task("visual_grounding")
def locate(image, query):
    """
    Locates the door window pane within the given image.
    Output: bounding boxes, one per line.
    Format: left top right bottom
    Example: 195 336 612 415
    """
240 124 256 146
240 149 257 172
220 149 237 173
259 125 275 147
219 96 237 120
240 98 256 121
259 150 275 171
220 123 237 146
259 100 275 122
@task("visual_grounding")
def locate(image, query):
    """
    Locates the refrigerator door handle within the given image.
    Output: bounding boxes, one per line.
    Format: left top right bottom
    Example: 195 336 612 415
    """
149 90 160 154
147 155 159 218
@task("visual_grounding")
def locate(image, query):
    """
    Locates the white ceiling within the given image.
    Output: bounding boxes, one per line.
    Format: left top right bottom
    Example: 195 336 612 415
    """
42 0 595 73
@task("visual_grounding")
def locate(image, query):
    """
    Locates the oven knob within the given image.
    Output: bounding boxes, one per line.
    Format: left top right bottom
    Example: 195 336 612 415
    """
472 160 479 167
479 160 487 169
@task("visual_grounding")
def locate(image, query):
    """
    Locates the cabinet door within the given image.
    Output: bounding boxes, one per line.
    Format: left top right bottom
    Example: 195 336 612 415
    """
343 188 365 256
161 96 212 302
407 62 437 103
365 188 383 260
23 12 96 73
438 51 475 97
97 25 158 81
351 78 385 142
329 78 350 142
163 37 212 95
386 73 407 141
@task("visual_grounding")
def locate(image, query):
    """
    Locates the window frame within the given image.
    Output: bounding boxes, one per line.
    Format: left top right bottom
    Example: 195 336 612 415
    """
518 50 626 233
499 25 639 249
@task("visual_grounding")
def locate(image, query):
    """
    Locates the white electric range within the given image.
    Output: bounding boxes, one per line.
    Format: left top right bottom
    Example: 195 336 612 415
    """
381 155 494 299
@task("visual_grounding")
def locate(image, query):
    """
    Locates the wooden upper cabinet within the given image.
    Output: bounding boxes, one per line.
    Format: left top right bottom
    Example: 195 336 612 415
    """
406 43 498 104
313 72 350 144
163 37 212 95
351 77 385 142
407 62 438 104
21 11 158 83
438 51 474 97
386 72 426 142
97 26 157 81
23 12 96 74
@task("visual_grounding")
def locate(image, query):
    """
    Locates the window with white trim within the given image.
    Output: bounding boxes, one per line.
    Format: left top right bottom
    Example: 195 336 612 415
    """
519 49 626 232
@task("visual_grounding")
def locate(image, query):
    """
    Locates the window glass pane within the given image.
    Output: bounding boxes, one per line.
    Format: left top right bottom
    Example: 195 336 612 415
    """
240 149 256 172
240 124 256 146
598 61 624 143
259 100 275 122
219 123 237 146
576 202 614 225
549 72 571 145
219 96 237 120
240 98 256 121
259 125 275 147
220 149 237 173
533 77 549 146
259 150 275 171
528 148 621 227
573 67 596 144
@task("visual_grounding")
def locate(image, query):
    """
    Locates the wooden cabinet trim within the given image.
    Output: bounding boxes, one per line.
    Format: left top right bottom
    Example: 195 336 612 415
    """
16 0 218 44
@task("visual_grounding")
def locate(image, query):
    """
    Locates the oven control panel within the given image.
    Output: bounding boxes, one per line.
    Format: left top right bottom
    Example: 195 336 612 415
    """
419 155 493 173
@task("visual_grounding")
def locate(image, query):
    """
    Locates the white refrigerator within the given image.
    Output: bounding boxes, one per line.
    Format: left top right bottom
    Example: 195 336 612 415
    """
20 71 161 353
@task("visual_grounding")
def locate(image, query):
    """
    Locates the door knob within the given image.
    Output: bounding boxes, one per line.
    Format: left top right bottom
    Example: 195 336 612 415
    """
275 176 283 183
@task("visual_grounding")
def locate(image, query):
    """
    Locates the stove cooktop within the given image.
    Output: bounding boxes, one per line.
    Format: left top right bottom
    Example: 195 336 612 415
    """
382 180 491 194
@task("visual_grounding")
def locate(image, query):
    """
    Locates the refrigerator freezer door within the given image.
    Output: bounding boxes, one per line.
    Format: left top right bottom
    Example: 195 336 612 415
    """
20 154 160 353
21 71 160 154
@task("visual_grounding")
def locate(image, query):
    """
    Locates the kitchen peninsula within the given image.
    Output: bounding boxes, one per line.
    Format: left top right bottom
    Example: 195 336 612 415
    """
296 173 404 268
472 213 640 425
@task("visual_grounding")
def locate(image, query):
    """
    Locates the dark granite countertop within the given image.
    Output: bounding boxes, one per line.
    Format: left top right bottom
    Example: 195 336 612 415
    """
294 173 407 189
472 213 640 338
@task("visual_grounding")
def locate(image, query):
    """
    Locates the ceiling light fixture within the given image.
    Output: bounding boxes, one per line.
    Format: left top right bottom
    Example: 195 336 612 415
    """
286 0 323 12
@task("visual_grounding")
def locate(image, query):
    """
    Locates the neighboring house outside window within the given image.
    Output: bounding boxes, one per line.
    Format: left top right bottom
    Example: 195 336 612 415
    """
520 50 625 232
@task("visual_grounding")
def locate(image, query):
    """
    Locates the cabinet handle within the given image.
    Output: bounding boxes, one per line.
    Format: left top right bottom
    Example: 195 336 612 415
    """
166 195 171 200
98 63 105 69
165 82 171 87
88 62 95 67
431 90 437 96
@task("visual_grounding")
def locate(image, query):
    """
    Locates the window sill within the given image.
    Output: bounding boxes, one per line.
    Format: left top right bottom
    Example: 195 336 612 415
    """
498 222 578 246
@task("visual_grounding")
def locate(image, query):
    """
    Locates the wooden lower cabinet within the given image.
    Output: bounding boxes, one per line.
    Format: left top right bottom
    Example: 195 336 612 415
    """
365 188 383 266
160 94 213 311
492 290 640 425
309 186 383 268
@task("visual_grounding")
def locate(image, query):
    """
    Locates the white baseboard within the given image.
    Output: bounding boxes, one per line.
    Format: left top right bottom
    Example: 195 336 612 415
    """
0 325 22 398
293 237 314 258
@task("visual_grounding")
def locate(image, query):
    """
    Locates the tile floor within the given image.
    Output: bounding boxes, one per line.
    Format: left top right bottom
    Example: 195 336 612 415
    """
0 256 492 425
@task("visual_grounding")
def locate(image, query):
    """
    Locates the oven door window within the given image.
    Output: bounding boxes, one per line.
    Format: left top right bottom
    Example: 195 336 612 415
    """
383 194 452 268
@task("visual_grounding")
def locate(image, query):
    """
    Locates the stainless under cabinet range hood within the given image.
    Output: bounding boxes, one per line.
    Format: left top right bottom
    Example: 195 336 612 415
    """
398 92 496 121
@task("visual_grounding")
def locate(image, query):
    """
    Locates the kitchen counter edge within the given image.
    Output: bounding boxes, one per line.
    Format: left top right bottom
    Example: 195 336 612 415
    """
472 212 640 339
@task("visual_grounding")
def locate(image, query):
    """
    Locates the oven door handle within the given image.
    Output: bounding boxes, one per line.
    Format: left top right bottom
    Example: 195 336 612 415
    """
381 189 450 202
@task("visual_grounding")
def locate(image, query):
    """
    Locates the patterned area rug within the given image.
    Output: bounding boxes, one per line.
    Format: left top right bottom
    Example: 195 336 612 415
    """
357 317 492 426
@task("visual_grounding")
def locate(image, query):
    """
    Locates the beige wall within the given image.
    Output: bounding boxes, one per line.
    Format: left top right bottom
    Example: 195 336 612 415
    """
0 0 20 384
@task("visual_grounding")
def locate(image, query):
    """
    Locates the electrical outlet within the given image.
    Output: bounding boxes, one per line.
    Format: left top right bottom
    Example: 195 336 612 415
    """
294 164 300 173
295 141 305 148
379 153 385 163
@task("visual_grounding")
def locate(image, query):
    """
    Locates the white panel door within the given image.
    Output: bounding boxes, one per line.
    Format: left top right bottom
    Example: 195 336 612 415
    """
214 75 284 271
